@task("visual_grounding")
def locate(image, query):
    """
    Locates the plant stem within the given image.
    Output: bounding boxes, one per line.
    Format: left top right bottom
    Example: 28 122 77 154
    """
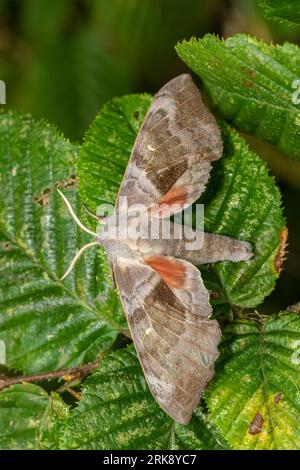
0 361 100 391
60 386 82 400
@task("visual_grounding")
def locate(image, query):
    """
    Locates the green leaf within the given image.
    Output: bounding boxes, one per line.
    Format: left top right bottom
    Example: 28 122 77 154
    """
78 95 285 310
0 110 119 374
176 34 300 160
202 123 285 308
206 312 300 450
0 383 69 449
60 345 229 450
259 0 300 25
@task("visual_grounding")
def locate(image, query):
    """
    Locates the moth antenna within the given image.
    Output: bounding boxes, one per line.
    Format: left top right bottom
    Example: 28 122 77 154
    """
57 189 97 236
60 241 99 281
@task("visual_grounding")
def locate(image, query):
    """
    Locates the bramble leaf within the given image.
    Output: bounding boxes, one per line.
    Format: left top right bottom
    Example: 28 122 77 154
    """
206 312 300 450
0 383 69 450
176 34 300 160
259 0 300 25
0 110 119 374
60 345 229 450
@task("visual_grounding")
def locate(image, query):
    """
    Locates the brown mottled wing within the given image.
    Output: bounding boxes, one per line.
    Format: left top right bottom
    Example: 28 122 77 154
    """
116 74 223 214
113 256 221 425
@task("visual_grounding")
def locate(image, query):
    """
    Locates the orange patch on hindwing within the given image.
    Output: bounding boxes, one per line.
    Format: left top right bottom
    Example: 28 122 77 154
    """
158 186 187 206
149 186 189 216
145 256 186 288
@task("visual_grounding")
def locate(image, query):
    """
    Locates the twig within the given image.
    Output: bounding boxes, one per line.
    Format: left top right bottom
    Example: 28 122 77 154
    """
0 361 100 391
60 386 82 400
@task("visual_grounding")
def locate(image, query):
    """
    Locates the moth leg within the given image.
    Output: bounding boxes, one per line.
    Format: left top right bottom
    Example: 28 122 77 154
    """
83 203 99 221
109 260 116 289
83 203 107 225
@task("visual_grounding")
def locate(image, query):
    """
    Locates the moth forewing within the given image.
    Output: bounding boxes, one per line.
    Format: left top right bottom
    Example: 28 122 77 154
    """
115 73 223 216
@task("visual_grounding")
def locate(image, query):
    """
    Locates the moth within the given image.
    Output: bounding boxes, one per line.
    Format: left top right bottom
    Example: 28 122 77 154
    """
59 74 252 424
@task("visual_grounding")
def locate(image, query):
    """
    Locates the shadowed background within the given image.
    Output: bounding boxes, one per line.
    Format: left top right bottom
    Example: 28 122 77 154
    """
0 0 299 313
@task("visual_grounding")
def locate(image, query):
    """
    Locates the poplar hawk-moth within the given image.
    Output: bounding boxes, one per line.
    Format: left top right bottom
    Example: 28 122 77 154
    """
59 74 252 424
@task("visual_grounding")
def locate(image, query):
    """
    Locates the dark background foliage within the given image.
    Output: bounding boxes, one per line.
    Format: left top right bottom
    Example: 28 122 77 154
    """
0 0 299 312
